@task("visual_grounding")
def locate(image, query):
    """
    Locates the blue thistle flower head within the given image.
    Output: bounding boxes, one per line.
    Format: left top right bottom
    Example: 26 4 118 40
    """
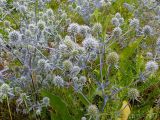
9 31 21 43
52 75 64 87
82 37 98 52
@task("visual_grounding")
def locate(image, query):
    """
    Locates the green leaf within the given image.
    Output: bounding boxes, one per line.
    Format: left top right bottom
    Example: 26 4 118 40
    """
119 37 144 85
93 69 100 79
77 92 90 106
41 90 74 120
92 9 100 20
136 54 144 75
120 36 143 60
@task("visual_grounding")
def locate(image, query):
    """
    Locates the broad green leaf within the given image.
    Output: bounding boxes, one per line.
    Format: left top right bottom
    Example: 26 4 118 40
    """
119 37 144 85
41 90 74 120
120 37 143 60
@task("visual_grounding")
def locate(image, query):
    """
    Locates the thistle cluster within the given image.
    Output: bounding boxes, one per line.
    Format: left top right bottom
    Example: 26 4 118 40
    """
73 76 87 91
0 0 160 119
67 23 92 38
0 0 71 116
111 13 124 27
130 18 140 28
69 0 114 21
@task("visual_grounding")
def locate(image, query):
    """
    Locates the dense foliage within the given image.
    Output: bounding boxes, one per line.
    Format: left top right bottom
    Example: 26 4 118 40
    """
0 0 160 120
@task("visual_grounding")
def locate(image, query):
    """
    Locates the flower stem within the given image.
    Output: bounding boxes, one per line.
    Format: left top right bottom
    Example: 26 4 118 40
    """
6 97 12 120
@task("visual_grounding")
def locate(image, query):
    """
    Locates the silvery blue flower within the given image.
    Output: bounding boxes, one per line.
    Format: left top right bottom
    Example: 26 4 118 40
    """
130 18 140 28
145 61 159 74
142 25 153 36
9 31 21 43
52 75 64 87
82 37 98 52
